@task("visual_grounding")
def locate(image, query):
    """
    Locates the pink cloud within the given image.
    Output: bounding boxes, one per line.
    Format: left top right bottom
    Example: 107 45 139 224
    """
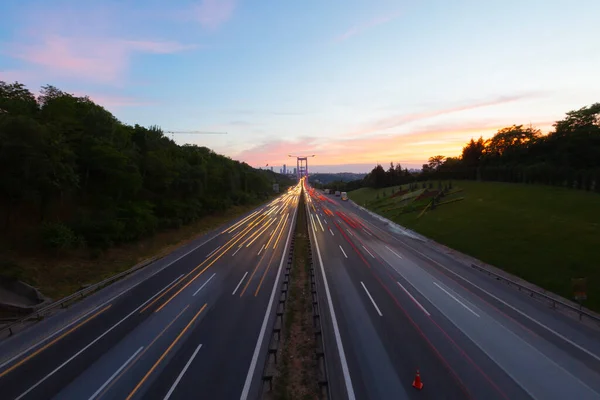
192 0 236 29
352 93 543 137
9 35 195 84
0 69 38 84
334 13 401 43
234 120 555 167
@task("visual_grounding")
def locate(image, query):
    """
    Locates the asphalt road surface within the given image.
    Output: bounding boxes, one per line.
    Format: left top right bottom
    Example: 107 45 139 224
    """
0 185 302 400
2 181 600 400
304 186 600 400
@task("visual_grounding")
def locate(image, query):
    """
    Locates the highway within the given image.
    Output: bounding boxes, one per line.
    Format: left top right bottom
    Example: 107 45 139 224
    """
2 180 600 400
304 185 600 400
0 185 302 400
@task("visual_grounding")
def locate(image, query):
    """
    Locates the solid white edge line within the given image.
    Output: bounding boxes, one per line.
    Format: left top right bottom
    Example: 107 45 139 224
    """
239 201 298 400
411 248 600 363
163 343 203 400
14 274 186 400
339 245 348 258
360 282 383 317
0 217 222 369
329 228 334 236
362 245 375 259
396 281 430 316
351 198 600 363
192 273 216 297
313 224 356 400
88 346 144 400
385 245 403 259
434 282 480 317
205 246 221 259
351 200 600 358
232 272 249 295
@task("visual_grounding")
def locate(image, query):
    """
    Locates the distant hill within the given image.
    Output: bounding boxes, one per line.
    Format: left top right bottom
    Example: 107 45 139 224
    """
308 172 366 184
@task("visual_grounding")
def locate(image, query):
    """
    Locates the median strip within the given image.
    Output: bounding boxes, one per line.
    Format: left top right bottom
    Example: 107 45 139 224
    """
259 188 323 399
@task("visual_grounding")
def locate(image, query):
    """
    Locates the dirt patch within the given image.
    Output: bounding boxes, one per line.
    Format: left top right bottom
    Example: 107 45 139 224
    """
1 203 266 300
390 189 409 198
272 194 320 400
415 189 440 201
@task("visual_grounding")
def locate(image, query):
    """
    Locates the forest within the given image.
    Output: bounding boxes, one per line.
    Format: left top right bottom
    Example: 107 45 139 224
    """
348 102 600 191
0 81 289 253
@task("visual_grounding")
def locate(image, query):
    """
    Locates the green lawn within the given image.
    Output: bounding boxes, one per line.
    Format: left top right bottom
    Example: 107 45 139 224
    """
349 181 600 312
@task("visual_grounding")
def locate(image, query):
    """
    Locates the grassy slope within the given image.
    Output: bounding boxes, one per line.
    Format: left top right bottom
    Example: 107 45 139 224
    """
2 202 268 301
349 181 600 311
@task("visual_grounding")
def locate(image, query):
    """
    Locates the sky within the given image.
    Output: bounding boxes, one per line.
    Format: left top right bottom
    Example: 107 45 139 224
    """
1 0 599 173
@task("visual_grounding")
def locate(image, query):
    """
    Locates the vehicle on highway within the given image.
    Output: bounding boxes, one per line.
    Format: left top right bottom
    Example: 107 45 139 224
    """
341 191 348 200
324 189 330 194
335 191 341 196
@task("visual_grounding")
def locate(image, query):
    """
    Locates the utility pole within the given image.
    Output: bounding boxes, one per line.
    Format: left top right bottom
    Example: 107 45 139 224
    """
288 154 315 181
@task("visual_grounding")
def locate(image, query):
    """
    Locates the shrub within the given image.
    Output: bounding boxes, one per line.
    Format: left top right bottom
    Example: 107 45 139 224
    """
40 222 80 253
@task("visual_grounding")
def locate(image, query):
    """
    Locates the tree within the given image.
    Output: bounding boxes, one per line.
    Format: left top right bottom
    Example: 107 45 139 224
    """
364 164 387 188
428 155 446 171
387 162 396 186
484 125 541 159
0 81 290 250
553 103 600 136
461 137 485 167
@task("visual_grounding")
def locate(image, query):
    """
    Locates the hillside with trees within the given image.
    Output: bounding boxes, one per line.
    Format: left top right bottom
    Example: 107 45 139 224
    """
0 81 290 256
352 102 600 192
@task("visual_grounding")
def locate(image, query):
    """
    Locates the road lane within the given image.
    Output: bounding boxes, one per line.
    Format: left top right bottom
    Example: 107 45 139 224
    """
0 186 302 400
306 187 600 400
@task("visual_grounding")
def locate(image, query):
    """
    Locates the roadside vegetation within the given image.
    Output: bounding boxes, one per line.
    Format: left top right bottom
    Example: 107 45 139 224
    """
328 102 600 195
0 203 263 300
343 102 600 312
0 81 292 298
349 181 600 312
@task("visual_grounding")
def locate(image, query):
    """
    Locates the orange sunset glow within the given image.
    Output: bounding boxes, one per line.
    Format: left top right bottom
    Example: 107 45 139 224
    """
235 121 555 169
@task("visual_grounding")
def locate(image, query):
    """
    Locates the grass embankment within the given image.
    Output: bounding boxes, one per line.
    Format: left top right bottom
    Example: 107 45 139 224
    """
349 181 600 312
273 193 319 400
1 202 267 301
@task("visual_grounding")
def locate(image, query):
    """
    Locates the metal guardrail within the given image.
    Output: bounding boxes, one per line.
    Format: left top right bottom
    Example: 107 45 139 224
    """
349 199 599 326
1 255 160 337
469 263 600 324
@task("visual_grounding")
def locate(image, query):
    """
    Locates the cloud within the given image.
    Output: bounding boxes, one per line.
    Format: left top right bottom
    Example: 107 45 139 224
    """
191 0 236 29
7 35 195 84
334 13 401 43
234 119 557 168
235 136 321 165
352 93 544 137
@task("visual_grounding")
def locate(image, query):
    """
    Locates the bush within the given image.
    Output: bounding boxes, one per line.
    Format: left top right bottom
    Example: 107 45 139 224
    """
40 222 80 253
117 201 158 242
71 212 125 249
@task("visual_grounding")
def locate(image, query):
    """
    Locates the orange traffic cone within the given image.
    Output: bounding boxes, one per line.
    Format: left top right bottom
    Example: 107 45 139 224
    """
412 369 423 390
